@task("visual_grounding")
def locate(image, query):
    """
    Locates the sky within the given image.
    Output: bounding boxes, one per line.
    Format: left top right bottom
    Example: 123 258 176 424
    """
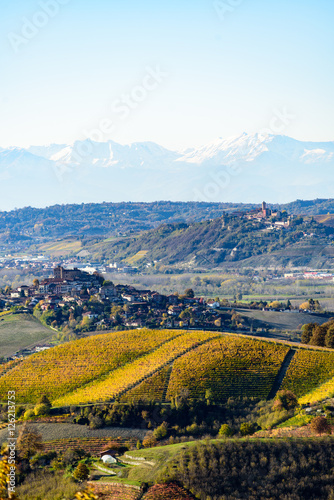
0 0 333 150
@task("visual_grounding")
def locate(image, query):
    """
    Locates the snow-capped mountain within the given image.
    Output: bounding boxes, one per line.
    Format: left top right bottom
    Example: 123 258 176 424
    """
27 140 179 169
0 133 333 209
178 133 334 165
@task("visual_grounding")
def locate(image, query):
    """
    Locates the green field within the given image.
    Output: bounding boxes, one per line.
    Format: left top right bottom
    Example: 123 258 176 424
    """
0 314 54 358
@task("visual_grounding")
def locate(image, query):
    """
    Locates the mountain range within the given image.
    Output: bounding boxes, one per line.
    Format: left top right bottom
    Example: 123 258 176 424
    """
1 133 334 210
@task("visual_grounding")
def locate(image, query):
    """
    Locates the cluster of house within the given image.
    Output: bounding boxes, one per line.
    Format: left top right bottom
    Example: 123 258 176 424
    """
231 202 291 229
245 202 291 228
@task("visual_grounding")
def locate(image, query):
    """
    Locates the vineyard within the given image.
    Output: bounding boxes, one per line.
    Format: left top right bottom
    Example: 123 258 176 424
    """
166 337 290 401
2 329 334 406
298 375 334 405
42 436 137 455
54 332 218 406
120 367 171 403
280 349 334 397
0 329 181 403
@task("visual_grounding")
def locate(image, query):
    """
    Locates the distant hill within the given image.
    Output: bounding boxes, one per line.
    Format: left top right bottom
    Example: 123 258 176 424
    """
89 211 334 269
1 199 334 246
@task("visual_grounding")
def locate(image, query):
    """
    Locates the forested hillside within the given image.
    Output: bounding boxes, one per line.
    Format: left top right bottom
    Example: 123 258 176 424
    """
90 212 334 268
1 199 334 243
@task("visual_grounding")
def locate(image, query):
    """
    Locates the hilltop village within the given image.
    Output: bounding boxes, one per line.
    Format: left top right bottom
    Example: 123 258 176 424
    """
1 265 239 354
0 261 327 361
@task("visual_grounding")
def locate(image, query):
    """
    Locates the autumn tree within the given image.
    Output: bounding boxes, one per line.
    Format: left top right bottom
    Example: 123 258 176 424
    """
309 325 327 347
325 324 334 348
310 416 331 436
73 462 90 482
32 279 40 288
17 423 44 459
219 424 234 437
273 390 298 411
301 323 317 344
37 394 52 410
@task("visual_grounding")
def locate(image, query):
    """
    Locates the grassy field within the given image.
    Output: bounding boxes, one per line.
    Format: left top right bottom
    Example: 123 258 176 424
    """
0 314 53 357
120 441 202 483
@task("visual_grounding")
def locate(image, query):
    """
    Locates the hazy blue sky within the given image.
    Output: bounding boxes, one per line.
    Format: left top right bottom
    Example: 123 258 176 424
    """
1 0 333 149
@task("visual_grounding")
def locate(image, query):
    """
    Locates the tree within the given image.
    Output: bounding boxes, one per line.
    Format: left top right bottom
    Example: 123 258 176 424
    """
179 309 191 320
273 390 298 411
184 288 194 298
23 409 35 420
142 432 157 448
218 424 234 437
153 422 168 440
73 462 90 482
325 324 334 348
34 403 50 416
17 423 44 459
205 388 214 405
214 318 222 327
239 422 255 436
301 323 316 344
269 301 283 309
310 416 331 435
309 325 327 347
33 278 40 288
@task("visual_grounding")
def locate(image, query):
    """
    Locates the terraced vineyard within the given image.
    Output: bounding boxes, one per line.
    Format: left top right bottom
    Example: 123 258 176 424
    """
166 336 290 401
3 329 334 406
280 349 334 397
0 329 181 403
